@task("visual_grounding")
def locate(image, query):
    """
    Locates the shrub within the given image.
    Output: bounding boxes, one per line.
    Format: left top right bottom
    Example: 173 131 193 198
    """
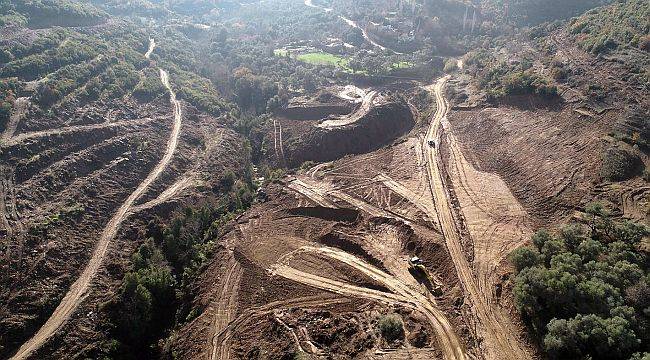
378 314 405 342
600 147 643 181
133 68 166 102
443 59 458 73
511 210 648 360
509 247 542 272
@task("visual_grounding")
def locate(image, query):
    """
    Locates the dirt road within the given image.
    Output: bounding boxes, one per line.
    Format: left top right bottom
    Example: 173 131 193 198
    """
303 0 401 54
271 245 467 360
317 90 378 129
10 68 183 360
1 97 29 142
2 117 156 147
208 256 243 360
422 77 530 359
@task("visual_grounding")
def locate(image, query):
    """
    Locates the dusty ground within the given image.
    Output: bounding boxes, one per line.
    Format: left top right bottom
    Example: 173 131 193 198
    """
3 12 648 360
171 33 648 360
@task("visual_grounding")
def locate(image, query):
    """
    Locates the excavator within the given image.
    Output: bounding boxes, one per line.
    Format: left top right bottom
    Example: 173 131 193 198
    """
408 256 443 296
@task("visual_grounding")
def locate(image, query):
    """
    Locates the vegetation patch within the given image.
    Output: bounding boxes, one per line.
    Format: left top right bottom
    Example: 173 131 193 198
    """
296 52 350 69
104 171 256 358
510 204 649 359
570 0 650 54
600 146 643 181
378 314 405 343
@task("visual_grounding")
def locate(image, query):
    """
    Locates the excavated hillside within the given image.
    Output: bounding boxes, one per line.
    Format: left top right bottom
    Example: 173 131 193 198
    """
1 0 647 359
267 88 416 168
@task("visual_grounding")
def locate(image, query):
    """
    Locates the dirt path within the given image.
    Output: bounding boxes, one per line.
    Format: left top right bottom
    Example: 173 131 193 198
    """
2 117 155 147
211 295 349 358
317 91 378 129
2 97 30 142
289 177 413 225
303 0 402 54
208 256 243 360
131 176 195 213
271 245 467 360
421 77 530 359
144 38 156 59
10 67 183 360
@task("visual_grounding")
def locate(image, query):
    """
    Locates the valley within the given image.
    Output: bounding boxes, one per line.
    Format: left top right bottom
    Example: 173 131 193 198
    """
0 0 648 359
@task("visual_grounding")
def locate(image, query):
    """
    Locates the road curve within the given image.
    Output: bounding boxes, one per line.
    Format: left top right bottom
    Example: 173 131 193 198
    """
423 77 530 359
303 0 401 54
272 245 466 360
10 68 183 360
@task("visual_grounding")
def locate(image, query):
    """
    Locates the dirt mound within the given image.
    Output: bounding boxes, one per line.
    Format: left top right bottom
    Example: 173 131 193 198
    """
282 101 414 167
317 231 389 273
277 103 355 121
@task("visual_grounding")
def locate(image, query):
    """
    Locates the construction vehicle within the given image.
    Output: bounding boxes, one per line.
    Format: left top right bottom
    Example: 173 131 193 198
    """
408 256 443 296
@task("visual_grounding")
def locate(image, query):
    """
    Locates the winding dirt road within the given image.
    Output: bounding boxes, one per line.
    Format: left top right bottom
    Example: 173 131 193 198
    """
10 65 183 360
317 90 378 129
422 77 530 359
303 0 401 54
271 245 466 360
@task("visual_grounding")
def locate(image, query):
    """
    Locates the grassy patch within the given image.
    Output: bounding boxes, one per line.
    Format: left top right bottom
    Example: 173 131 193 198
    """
296 52 350 69
273 49 288 56
390 61 413 69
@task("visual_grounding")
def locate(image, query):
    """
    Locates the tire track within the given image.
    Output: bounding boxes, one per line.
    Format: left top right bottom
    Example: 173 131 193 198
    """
208 255 243 360
271 245 466 360
1 97 30 142
421 77 530 359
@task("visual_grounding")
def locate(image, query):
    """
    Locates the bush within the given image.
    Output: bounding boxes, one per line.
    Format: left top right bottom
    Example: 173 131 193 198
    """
511 209 648 360
443 59 458 73
378 314 405 342
600 146 643 181
133 68 166 102
570 0 649 54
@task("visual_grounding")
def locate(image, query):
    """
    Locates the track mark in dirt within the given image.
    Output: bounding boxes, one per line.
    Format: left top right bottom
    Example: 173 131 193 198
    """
271 245 466 360
3 118 156 147
290 176 413 225
375 173 438 227
423 77 530 359
212 295 349 358
10 66 183 360
2 97 30 142
272 118 286 165
444 128 531 302
209 255 243 360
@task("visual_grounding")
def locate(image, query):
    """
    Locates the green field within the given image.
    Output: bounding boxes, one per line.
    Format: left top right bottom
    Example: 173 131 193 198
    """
391 61 414 69
273 49 288 56
296 52 350 69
